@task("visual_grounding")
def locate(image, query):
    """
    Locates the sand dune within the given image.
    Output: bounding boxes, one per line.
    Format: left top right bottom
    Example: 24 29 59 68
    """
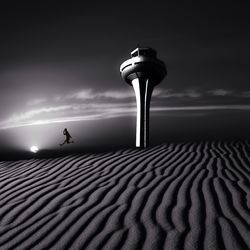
0 141 250 250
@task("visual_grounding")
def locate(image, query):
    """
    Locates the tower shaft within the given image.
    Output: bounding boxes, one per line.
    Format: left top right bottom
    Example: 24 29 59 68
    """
132 78 154 148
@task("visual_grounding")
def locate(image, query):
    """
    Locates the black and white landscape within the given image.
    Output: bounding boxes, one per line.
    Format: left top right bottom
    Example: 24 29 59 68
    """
0 2 250 249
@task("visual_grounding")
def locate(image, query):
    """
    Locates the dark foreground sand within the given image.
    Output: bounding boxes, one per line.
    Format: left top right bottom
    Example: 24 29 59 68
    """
0 141 250 250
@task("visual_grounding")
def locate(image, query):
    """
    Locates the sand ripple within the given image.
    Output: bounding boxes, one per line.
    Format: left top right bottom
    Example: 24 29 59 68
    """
0 141 250 250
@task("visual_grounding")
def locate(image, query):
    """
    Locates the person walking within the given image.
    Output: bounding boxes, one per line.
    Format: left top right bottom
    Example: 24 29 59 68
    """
60 128 74 146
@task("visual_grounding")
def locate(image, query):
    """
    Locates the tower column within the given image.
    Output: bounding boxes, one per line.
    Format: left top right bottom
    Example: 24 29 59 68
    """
132 78 153 148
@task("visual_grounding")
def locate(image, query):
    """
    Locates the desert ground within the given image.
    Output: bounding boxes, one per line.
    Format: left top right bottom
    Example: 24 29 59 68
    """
0 141 249 250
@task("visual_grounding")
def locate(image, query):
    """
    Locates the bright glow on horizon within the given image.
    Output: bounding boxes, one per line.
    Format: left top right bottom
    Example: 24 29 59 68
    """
30 146 39 153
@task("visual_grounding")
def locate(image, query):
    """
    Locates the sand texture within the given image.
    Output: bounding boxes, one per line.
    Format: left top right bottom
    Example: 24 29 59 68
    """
0 141 250 250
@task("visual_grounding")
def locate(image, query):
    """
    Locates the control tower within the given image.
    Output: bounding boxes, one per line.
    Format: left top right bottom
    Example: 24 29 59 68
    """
120 48 167 148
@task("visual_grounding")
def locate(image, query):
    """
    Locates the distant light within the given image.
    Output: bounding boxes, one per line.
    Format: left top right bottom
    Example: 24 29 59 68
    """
30 146 39 153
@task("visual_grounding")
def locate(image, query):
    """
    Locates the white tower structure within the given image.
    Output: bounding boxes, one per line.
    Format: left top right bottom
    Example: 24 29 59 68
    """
120 48 167 148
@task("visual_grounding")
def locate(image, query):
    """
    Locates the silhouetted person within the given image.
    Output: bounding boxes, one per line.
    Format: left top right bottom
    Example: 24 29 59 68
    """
60 128 74 146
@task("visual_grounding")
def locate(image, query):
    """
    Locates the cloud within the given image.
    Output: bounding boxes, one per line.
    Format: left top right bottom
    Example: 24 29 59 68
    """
154 88 250 99
27 98 47 106
2 101 250 130
154 88 202 98
2 87 250 130
0 103 136 130
67 89 94 100
0 105 72 129
207 89 232 96
7 105 71 121
240 91 250 98
66 89 133 101
151 105 250 112
57 87 246 103
99 90 133 99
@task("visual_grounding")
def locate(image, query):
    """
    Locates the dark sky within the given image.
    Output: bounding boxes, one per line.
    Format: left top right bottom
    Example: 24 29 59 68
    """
1 1 250 158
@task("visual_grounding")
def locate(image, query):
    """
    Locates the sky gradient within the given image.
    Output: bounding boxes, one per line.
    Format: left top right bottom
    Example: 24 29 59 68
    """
1 2 250 159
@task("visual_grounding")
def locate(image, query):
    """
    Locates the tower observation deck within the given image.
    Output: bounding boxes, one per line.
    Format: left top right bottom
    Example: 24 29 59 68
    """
120 48 167 148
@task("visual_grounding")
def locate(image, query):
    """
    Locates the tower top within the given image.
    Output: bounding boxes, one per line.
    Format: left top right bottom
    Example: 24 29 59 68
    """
130 48 157 58
120 47 166 85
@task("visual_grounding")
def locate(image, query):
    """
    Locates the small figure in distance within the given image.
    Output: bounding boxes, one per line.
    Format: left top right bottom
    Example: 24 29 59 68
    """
60 128 74 146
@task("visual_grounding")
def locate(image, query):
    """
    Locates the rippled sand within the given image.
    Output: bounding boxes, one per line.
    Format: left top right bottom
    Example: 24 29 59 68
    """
0 141 249 250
